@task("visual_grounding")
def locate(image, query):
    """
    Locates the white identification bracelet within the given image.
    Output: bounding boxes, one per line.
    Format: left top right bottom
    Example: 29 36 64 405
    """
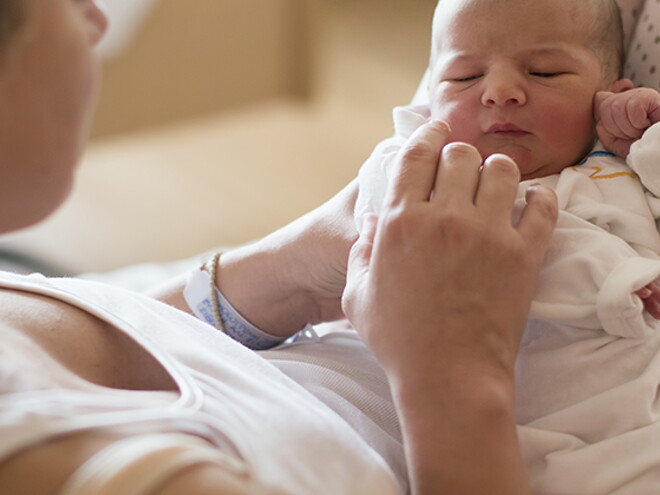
183 266 288 350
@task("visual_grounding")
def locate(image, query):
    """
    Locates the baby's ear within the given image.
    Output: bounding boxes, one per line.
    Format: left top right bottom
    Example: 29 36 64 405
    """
610 78 635 94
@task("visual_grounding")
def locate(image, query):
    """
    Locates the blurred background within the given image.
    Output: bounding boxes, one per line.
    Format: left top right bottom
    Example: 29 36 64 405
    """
0 0 437 275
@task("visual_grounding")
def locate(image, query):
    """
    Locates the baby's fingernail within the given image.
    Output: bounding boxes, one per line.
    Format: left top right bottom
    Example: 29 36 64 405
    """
637 287 653 298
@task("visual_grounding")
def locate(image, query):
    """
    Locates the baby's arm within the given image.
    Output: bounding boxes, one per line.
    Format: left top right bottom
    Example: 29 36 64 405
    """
596 111 660 325
529 212 660 338
595 85 660 158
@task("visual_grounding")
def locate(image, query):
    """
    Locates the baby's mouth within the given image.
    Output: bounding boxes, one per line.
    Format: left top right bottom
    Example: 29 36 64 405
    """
488 123 530 138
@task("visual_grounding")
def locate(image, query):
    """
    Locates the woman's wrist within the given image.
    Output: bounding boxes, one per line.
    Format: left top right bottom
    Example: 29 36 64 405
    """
213 241 316 338
215 180 358 337
391 367 528 495
152 180 358 338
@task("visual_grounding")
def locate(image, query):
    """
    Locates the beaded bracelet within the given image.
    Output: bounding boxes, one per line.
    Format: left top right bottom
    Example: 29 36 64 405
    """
208 252 224 333
183 253 288 350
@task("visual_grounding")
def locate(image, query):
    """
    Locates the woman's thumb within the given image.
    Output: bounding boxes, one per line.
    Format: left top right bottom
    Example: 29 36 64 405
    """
346 214 378 280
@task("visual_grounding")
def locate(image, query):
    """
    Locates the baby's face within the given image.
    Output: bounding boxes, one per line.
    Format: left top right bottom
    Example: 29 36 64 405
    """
429 0 613 180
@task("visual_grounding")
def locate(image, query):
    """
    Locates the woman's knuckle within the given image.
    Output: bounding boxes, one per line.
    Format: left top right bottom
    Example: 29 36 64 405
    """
442 142 481 163
383 206 417 233
436 208 464 230
399 140 437 164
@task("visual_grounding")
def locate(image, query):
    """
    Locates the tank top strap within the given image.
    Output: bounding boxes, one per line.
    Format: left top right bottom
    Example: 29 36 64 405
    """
57 433 258 495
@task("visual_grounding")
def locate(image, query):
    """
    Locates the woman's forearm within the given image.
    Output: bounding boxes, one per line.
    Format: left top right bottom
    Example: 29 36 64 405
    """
152 180 358 337
392 370 529 495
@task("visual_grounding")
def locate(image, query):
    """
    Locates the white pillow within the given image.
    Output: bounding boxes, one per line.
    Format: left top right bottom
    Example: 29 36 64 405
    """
625 0 660 89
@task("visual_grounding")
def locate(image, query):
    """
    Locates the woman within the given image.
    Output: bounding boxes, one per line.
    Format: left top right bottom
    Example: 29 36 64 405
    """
0 1 558 494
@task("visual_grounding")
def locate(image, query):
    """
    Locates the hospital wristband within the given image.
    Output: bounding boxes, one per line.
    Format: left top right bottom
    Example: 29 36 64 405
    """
183 263 288 350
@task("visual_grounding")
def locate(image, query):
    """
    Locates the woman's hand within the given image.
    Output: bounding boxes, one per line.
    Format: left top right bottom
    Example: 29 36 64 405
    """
342 121 557 494
343 121 557 382
229 179 359 332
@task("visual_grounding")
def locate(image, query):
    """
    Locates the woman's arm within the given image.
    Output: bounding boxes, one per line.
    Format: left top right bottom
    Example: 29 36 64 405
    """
342 121 558 494
150 179 359 338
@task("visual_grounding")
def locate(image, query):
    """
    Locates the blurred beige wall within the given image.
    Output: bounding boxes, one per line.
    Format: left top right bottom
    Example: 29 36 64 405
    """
93 0 436 139
92 0 317 137
0 0 438 273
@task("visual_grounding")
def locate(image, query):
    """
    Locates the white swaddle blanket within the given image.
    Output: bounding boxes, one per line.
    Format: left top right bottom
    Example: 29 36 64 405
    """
354 109 660 492
356 105 660 338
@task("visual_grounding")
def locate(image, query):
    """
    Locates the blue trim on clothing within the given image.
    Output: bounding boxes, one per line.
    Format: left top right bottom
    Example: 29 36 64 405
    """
575 151 616 166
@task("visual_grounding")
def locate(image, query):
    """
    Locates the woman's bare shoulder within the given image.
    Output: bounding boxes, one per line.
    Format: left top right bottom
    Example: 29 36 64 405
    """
154 463 256 495
0 432 125 495
0 431 256 495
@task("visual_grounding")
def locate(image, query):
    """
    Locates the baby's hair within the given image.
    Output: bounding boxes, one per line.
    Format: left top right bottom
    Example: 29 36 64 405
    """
589 0 625 82
430 0 625 83
0 0 24 50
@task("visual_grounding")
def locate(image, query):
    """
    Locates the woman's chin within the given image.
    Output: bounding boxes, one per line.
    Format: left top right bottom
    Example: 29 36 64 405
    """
0 178 74 235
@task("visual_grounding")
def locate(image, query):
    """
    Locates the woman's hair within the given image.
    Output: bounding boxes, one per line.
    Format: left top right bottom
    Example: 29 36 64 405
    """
0 0 24 49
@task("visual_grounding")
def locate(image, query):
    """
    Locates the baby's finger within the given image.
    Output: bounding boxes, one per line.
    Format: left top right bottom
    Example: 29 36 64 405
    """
642 297 660 320
474 154 520 220
597 123 631 157
605 96 638 139
385 121 451 207
650 105 660 125
597 100 626 140
615 103 644 138
624 97 651 135
593 91 612 122
635 285 653 299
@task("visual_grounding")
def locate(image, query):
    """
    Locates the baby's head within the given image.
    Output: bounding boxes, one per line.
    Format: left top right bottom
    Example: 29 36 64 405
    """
428 0 629 180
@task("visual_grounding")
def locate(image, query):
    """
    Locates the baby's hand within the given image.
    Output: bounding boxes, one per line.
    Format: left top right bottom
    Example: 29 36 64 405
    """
595 86 660 158
635 281 660 320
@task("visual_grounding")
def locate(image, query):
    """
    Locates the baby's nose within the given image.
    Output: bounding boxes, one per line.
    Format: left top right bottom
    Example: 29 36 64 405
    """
481 73 527 107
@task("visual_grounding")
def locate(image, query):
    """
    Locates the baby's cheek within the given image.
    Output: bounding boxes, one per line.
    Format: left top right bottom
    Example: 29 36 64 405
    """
546 110 595 162
543 93 594 133
434 104 481 144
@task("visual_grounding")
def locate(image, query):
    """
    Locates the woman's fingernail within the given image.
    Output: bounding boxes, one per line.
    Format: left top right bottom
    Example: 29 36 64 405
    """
429 120 452 134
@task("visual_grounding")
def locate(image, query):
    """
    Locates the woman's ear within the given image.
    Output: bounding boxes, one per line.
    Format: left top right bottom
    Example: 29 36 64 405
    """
610 78 635 93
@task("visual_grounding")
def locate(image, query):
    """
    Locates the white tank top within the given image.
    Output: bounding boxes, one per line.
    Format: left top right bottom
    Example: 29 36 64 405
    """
0 271 403 494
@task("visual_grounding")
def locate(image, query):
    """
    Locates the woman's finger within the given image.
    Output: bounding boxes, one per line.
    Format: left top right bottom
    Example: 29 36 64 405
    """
342 214 378 320
516 184 559 258
385 121 451 207
432 142 483 207
474 154 521 218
